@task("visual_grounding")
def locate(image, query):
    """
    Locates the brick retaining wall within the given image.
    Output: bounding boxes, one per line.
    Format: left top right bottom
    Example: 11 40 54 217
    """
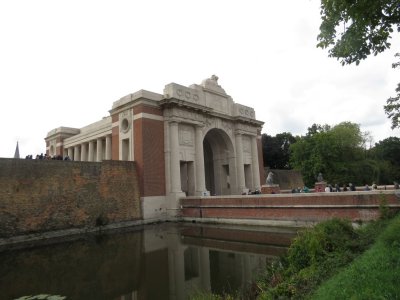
181 191 400 226
0 158 141 238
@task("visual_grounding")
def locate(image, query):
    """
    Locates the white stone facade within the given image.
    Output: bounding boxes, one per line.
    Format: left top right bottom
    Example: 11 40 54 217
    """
45 76 264 221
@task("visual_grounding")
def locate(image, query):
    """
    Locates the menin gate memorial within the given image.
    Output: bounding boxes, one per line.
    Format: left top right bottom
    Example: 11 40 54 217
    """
45 76 264 222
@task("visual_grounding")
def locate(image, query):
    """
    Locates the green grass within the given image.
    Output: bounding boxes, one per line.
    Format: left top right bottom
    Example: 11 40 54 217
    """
256 218 383 299
310 214 400 299
191 213 400 300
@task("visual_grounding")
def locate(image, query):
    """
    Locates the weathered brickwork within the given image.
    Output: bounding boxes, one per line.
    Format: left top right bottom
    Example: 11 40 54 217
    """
133 116 165 197
0 158 141 238
181 192 400 224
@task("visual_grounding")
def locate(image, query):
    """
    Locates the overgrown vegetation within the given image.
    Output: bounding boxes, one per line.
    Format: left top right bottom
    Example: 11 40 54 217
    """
311 214 400 299
256 218 386 299
262 122 400 187
191 212 399 300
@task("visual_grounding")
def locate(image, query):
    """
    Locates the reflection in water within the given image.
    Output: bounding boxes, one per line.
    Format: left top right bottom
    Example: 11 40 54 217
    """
0 223 297 300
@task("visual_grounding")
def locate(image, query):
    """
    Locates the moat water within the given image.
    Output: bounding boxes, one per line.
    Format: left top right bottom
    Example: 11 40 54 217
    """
0 223 298 300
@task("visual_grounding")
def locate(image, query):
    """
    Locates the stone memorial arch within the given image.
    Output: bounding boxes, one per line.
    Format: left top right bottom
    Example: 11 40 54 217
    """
45 76 264 222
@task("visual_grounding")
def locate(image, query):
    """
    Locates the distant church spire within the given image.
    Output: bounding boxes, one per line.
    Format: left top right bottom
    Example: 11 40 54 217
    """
14 141 20 159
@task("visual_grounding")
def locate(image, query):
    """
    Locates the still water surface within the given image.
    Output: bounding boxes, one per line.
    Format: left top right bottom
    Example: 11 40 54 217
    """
0 223 297 300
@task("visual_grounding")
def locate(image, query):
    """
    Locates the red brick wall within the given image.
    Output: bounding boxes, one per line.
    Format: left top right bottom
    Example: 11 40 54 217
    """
111 113 119 160
133 116 166 197
0 158 141 238
181 192 400 223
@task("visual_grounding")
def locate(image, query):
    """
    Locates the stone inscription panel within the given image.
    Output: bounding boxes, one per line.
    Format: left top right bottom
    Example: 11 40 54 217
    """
179 124 194 147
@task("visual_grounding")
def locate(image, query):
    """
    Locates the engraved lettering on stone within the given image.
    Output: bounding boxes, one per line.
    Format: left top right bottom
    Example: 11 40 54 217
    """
243 136 251 153
179 125 194 146
176 109 202 122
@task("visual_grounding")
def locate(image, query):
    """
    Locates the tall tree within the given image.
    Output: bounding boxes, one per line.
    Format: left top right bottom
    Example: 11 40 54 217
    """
317 0 400 128
290 122 379 186
373 136 400 164
262 132 296 169
384 53 400 128
368 136 400 182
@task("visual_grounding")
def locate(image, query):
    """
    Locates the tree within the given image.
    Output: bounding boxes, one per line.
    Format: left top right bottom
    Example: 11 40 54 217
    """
262 132 296 169
373 136 400 162
317 0 400 65
370 136 400 180
384 53 400 129
290 122 379 186
306 123 331 136
317 0 400 128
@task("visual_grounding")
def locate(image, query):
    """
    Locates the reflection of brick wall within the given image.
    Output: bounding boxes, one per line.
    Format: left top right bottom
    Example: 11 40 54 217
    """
181 192 400 223
0 230 143 300
0 158 141 238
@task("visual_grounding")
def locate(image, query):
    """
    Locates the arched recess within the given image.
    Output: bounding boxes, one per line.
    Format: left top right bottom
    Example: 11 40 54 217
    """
203 128 237 195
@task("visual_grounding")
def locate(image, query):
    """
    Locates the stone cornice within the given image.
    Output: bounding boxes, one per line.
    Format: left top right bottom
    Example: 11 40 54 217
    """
109 90 162 115
45 127 80 141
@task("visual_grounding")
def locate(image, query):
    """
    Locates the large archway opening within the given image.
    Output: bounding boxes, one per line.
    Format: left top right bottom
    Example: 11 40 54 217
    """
203 128 236 195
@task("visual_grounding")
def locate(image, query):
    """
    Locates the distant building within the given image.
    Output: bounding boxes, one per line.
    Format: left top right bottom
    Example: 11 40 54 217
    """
14 141 20 159
45 76 264 221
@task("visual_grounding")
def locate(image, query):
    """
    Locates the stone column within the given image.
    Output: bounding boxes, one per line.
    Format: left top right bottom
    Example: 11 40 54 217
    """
96 138 103 162
170 121 181 193
88 141 94 162
235 133 245 193
81 143 87 161
105 135 112 160
67 147 73 160
74 146 80 161
251 135 261 190
195 125 206 195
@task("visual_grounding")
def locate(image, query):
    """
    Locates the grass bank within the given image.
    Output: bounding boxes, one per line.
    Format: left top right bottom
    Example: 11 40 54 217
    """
310 214 400 299
191 212 400 299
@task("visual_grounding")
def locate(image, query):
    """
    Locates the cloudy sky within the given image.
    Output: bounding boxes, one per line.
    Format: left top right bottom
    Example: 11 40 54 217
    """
1 0 399 158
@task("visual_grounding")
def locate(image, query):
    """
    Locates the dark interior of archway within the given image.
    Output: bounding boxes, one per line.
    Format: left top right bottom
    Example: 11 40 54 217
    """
203 138 215 195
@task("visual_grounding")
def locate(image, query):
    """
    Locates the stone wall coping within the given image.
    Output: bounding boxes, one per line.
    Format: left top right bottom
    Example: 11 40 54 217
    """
112 89 163 110
182 190 397 200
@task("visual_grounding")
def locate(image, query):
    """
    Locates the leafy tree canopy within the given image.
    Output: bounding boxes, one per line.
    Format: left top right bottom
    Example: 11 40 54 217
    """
384 53 400 128
317 0 400 129
290 122 382 186
371 136 400 181
262 132 296 169
306 123 331 136
317 0 400 65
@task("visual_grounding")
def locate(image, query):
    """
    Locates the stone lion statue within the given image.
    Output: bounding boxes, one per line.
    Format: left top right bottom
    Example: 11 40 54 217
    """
317 172 324 182
266 172 274 185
